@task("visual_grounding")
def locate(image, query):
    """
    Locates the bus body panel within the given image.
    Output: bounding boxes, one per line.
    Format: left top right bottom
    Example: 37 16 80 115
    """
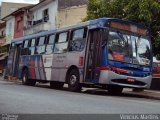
51 53 68 82
51 51 85 82
42 54 53 80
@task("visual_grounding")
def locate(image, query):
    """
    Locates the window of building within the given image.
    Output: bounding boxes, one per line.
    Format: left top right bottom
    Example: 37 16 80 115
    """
1 30 4 36
54 32 68 53
16 20 21 31
10 8 16 12
43 9 49 17
43 9 49 22
9 22 12 34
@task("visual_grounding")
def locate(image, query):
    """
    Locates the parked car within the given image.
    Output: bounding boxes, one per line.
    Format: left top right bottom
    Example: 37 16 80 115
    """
152 57 160 78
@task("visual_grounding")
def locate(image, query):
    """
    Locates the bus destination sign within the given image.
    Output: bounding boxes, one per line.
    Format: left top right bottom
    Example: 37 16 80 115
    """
109 21 148 36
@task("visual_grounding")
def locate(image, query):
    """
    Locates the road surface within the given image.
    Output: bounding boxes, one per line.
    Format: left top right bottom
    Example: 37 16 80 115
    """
0 80 159 114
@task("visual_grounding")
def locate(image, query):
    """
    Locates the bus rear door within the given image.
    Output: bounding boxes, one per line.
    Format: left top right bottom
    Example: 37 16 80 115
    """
7 43 22 77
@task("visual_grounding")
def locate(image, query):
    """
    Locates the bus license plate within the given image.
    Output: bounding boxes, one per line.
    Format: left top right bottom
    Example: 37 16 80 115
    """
127 78 135 82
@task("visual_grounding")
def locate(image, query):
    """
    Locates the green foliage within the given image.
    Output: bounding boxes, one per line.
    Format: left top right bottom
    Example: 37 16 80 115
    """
85 0 160 55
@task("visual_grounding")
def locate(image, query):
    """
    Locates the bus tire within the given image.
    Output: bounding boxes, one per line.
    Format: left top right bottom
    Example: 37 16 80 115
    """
67 69 82 92
107 85 123 95
50 81 64 89
22 69 36 86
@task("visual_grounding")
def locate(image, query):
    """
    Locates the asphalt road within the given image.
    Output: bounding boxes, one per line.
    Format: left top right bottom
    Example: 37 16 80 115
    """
0 80 160 114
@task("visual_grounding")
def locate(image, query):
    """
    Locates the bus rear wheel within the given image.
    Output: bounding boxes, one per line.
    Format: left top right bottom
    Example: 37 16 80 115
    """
22 69 36 86
67 69 82 92
50 81 64 89
107 85 123 95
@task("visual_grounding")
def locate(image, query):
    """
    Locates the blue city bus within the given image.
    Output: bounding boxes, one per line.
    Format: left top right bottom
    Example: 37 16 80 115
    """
6 18 152 94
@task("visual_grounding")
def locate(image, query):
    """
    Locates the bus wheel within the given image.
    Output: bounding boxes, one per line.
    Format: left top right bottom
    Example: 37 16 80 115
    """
107 85 123 95
22 69 36 86
50 81 64 89
67 69 82 92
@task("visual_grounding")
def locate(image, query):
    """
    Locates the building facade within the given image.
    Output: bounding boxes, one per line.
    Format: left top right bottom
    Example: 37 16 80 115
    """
24 0 58 35
58 5 86 28
0 2 33 74
3 16 15 44
0 22 8 74
24 0 87 35
1 2 31 19
57 0 87 28
13 7 31 38
0 22 6 45
0 0 87 73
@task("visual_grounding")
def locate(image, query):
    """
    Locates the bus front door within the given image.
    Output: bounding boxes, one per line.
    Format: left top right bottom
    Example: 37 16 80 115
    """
85 29 102 83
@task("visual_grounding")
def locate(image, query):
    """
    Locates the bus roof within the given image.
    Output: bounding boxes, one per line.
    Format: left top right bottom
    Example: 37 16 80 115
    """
12 17 148 43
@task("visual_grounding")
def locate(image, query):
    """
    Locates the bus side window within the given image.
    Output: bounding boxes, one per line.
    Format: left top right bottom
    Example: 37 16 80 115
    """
69 28 87 51
11 43 15 49
21 40 29 55
54 32 68 53
35 36 46 54
46 34 55 54
29 38 36 55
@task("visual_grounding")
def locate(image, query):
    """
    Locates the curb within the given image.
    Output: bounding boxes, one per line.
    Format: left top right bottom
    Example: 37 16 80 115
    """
124 90 160 100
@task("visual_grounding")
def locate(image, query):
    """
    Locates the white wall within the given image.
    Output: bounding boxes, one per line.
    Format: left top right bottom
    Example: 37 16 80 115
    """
5 17 15 44
24 0 58 35
32 0 58 30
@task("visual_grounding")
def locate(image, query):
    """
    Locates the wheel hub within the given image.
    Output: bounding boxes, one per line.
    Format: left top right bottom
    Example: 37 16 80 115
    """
23 75 26 82
70 75 77 85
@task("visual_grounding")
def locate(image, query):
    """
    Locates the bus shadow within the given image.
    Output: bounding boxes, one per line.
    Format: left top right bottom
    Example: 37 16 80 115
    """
82 88 160 101
34 83 160 101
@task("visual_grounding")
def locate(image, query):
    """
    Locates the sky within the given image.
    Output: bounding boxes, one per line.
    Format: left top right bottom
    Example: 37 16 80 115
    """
0 0 39 5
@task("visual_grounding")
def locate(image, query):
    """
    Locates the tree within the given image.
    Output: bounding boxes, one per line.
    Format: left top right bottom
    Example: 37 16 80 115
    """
84 0 160 56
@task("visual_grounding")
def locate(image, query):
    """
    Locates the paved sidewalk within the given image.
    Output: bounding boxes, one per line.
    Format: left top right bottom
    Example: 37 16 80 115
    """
124 88 160 100
0 75 160 100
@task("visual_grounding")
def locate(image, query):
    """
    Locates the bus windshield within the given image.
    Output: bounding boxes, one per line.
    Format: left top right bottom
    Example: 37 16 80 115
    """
107 31 151 66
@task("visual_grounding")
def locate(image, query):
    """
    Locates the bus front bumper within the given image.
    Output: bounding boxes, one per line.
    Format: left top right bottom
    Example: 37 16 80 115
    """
99 70 152 89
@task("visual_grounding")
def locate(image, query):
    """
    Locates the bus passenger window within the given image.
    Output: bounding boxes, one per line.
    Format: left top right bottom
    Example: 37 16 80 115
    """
46 34 55 54
48 34 55 44
31 38 36 47
38 36 45 45
23 40 29 48
54 32 68 53
11 43 15 48
36 46 46 54
28 39 36 55
58 32 68 43
29 47 35 55
35 36 46 54
21 40 29 55
69 28 87 51
46 45 53 54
